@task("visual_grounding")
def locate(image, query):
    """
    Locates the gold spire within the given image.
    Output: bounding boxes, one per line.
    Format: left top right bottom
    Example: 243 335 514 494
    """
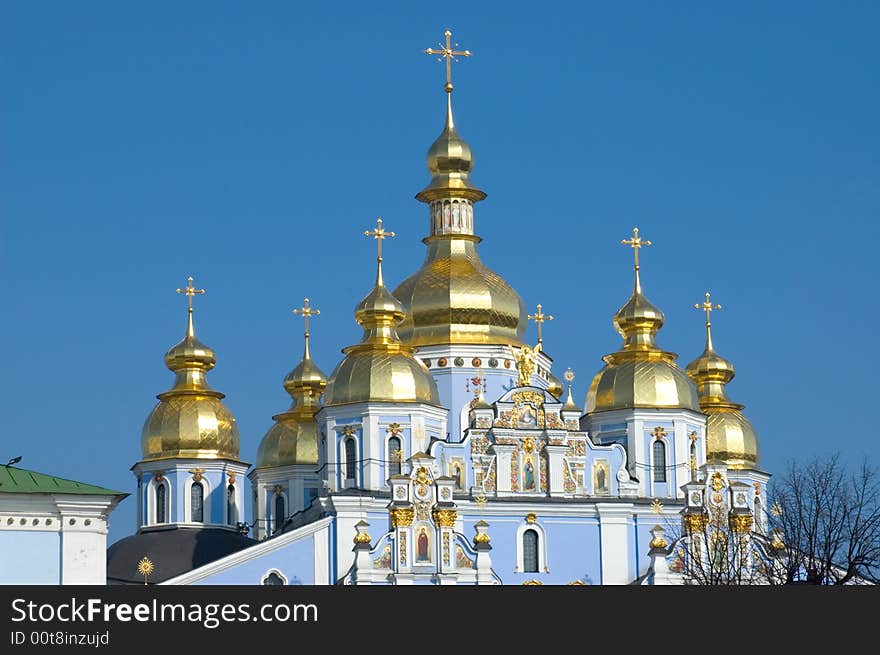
528 303 554 345
256 297 328 468
323 220 440 406
685 295 759 469
585 230 700 414
417 29 485 204
141 276 241 462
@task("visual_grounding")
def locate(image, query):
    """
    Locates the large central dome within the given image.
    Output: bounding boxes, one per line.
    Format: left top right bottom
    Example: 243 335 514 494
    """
393 236 526 347
394 89 526 347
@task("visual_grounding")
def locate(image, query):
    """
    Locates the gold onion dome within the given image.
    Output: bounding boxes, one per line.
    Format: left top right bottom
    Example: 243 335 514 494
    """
256 300 327 468
393 36 526 347
685 294 759 469
586 230 699 413
141 278 241 462
324 221 441 406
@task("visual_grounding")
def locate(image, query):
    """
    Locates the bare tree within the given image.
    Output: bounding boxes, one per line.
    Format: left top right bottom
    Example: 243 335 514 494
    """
769 454 880 585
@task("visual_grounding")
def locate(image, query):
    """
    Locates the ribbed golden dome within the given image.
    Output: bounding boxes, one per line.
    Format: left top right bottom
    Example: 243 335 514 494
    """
256 311 327 469
141 299 241 462
324 239 440 407
394 236 527 347
685 296 760 469
586 231 699 414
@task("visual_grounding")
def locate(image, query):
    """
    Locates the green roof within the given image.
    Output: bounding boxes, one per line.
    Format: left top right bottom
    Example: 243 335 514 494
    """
0 466 127 497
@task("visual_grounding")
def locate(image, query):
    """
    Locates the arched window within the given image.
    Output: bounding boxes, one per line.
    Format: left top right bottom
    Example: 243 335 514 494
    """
274 494 285 533
155 483 166 523
191 481 204 523
227 484 237 526
262 571 285 585
345 438 356 481
653 440 667 483
388 437 402 477
523 529 539 573
754 497 763 532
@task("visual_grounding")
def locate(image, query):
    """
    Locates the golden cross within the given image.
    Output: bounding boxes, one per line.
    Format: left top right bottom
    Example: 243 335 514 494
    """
621 227 652 270
176 276 205 310
695 292 722 325
527 304 554 344
425 29 471 93
292 297 320 335
364 218 396 262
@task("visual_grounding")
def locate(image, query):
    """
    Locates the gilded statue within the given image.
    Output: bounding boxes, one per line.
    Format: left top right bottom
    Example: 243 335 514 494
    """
509 342 541 387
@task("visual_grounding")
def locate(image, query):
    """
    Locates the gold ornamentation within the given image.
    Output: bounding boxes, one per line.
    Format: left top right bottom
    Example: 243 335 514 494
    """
695 291 722 324
522 579 543 585
373 544 392 569
137 557 154 585
386 422 402 436
473 532 490 545
689 431 698 443
684 512 709 533
649 535 668 549
415 502 430 521
153 471 165 483
523 437 535 453
415 466 430 485
650 498 663 514
354 531 372 545
432 508 458 528
227 472 236 485
652 426 667 439
710 471 725 492
292 297 320 334
527 304 554 346
512 391 544 407
754 483 762 494
473 494 488 505
770 502 783 517
567 580 587 585
400 532 407 565
456 545 474 568
509 343 541 387
272 484 284 495
729 514 754 533
189 468 205 483
176 276 205 308
390 507 415 528
425 29 471 94
525 512 537 524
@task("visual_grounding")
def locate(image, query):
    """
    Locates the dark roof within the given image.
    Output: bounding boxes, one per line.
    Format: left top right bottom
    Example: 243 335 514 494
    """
0 465 127 496
107 525 256 584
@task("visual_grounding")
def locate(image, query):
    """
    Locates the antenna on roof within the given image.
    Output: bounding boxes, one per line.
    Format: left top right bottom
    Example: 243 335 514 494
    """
5 456 22 468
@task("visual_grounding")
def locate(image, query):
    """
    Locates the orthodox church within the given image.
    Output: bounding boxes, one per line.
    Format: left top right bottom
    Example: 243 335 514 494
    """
106 31 769 585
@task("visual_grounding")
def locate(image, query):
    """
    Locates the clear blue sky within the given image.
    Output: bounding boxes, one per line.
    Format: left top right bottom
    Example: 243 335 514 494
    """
2 2 878 542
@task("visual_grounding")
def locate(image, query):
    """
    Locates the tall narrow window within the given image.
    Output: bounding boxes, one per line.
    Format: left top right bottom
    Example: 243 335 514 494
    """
227 484 237 526
274 494 285 533
156 483 166 523
345 438 356 481
388 437 402 477
523 529 539 573
653 440 667 483
754 497 763 532
453 463 464 490
191 482 204 523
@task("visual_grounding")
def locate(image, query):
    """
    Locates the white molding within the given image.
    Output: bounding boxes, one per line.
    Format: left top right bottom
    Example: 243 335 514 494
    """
161 517 334 585
260 568 288 585
515 521 548 573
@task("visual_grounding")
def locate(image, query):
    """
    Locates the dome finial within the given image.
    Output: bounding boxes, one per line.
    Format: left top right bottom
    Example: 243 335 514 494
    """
620 227 652 295
563 368 581 412
292 297 320 361
425 28 472 96
695 291 722 352
175 275 205 339
363 218 396 288
527 303 554 346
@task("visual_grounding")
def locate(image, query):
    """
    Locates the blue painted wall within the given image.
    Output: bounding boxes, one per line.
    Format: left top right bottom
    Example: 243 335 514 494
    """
0 531 61 584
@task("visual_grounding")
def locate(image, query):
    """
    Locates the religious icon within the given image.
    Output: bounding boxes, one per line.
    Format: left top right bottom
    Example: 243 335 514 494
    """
524 460 536 491
452 463 464 490
443 201 451 228
519 404 536 426
452 202 460 227
596 464 607 492
417 528 429 562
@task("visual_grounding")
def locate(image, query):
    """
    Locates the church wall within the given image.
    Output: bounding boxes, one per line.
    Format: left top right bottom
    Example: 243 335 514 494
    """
0 530 60 584
192 536 317 585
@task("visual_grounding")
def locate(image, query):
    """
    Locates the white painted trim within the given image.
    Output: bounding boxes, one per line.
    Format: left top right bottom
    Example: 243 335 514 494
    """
515 521 548 573
260 568 288 585
161 517 334 585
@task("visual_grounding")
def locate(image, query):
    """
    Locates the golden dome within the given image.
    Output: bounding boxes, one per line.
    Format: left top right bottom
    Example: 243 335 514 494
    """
141 288 241 462
324 231 441 407
416 94 487 203
394 236 527 347
685 294 760 469
586 230 699 414
256 304 327 469
548 371 563 398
